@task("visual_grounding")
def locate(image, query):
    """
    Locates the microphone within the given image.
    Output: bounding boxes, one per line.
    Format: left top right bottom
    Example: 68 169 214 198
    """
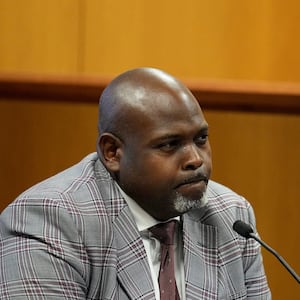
233 220 300 284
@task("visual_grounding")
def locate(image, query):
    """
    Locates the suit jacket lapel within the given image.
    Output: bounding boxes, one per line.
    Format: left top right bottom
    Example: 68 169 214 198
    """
95 160 155 299
114 206 156 300
183 212 218 300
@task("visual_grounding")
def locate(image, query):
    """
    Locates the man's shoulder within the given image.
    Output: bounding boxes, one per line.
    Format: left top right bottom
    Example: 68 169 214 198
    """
1 152 119 230
207 180 249 208
203 180 253 224
6 152 115 213
21 152 100 196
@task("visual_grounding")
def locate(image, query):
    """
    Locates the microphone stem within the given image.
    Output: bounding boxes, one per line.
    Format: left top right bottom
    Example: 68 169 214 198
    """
249 233 300 284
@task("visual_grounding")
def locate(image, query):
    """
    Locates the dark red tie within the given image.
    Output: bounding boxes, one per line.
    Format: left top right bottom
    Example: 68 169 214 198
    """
149 220 180 300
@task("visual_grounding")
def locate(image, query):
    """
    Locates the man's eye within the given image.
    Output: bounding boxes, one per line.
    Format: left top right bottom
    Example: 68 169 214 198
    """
195 134 208 145
157 140 180 151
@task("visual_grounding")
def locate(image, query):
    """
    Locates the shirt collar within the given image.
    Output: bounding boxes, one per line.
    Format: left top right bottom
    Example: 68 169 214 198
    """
116 183 180 232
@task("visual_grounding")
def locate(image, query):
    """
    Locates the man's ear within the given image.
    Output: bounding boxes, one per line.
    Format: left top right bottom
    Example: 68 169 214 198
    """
98 133 123 173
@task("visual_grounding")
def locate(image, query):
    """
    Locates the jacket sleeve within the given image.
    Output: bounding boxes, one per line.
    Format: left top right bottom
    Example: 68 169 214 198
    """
0 196 89 299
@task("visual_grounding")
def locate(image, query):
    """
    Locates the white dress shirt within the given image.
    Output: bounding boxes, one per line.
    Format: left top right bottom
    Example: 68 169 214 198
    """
117 185 186 300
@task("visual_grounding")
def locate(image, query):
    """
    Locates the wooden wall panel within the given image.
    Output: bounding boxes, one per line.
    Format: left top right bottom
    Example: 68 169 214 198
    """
267 0 300 81
82 0 300 82
0 98 98 208
0 0 82 73
1 1 300 82
82 0 270 79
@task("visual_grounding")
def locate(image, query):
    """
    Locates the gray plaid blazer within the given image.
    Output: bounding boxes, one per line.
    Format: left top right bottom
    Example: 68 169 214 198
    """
0 153 271 299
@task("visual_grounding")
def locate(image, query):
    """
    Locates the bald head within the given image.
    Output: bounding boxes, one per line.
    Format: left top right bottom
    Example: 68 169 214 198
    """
98 67 199 139
97 68 211 220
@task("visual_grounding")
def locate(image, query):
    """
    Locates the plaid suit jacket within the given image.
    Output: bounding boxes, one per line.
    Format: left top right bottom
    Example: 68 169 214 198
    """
0 153 271 299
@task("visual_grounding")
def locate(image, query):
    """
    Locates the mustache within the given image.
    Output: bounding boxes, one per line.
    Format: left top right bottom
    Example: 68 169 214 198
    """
176 172 209 188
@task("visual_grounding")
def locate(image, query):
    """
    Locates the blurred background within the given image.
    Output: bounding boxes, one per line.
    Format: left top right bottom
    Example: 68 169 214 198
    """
0 1 299 298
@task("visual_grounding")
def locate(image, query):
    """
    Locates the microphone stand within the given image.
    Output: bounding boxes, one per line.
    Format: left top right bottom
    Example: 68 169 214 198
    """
249 232 300 284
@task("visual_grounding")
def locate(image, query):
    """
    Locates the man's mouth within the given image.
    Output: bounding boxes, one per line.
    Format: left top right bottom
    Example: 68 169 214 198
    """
176 174 208 189
174 174 208 200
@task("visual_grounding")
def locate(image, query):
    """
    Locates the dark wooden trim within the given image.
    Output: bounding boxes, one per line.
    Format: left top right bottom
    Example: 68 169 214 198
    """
1 72 300 114
0 73 110 103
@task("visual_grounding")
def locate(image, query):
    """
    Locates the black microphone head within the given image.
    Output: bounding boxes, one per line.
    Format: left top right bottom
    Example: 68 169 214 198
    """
233 220 254 238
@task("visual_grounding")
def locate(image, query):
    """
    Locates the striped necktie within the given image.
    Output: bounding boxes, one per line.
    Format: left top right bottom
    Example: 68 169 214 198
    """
149 220 180 300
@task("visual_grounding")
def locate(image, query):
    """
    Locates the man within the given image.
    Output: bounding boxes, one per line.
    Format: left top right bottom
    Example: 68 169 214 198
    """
0 68 271 299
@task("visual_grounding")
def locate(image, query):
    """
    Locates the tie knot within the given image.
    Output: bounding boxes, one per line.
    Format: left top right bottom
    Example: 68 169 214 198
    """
149 220 177 245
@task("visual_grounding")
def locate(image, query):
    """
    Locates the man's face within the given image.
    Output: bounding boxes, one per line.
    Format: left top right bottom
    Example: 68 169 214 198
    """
116 94 212 221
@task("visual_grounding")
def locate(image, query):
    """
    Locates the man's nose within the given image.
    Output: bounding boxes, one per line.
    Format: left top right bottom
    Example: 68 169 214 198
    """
182 144 203 170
